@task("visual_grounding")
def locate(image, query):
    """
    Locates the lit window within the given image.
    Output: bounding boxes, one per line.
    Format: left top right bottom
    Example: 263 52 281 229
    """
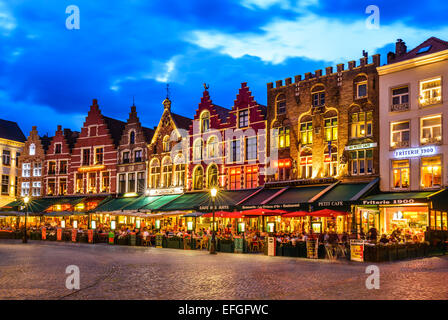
58 178 67 196
229 168 241 190
48 161 56 175
421 115 442 144
136 172 144 193
102 172 110 193
174 154 185 187
350 149 373 175
29 143 35 156
245 166 258 188
207 164 218 188
239 110 249 128
193 166 204 190
87 172 96 193
163 135 170 152
245 137 257 161
161 157 172 187
32 181 40 196
119 173 126 193
350 111 373 139
200 111 210 133
207 136 218 159
193 139 204 161
324 145 338 177
391 86 409 111
59 161 67 174
299 149 312 179
75 173 83 193
47 179 55 195
275 127 290 148
22 163 31 177
33 163 42 177
391 121 410 148
421 156 442 189
276 159 291 181
21 182 30 196
128 173 136 192
419 77 442 107
324 117 338 142
149 159 160 188
276 94 286 115
1 175 9 195
392 160 409 189
300 121 313 145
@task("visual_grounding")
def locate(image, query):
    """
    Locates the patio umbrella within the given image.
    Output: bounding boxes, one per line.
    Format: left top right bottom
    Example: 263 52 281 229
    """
309 209 349 217
241 208 287 216
202 211 242 218
282 211 308 218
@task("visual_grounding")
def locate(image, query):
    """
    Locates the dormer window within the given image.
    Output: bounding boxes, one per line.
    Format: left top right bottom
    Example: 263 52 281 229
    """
29 143 36 156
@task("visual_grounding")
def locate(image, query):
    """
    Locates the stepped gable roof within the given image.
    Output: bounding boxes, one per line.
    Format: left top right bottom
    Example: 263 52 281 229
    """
0 119 26 142
103 116 126 147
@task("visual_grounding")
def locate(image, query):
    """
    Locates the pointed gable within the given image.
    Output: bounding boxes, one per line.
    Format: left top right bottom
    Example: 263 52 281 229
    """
388 37 448 64
23 126 46 157
231 82 267 122
46 125 75 155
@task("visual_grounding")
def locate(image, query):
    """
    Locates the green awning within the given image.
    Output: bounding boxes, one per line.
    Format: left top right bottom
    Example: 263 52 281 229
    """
120 195 161 211
239 188 283 208
198 189 258 211
51 197 86 206
267 186 328 209
360 191 435 205
27 198 61 213
94 197 137 212
140 194 181 211
430 188 448 211
1 200 23 209
158 193 209 211
314 181 377 209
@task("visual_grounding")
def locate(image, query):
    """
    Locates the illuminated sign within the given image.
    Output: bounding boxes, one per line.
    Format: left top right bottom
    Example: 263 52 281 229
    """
238 222 245 233
136 219 141 229
345 142 377 151
155 220 161 230
187 221 193 231
61 220 66 228
123 192 138 198
111 221 116 230
148 187 183 196
77 165 106 173
73 220 78 229
267 222 275 233
393 146 437 159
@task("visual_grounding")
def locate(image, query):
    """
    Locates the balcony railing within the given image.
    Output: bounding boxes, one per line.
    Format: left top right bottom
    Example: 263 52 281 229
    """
419 96 442 107
421 137 442 145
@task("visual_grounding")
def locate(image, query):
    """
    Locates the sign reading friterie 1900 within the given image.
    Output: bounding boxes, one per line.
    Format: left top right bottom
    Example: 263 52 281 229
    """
393 146 437 159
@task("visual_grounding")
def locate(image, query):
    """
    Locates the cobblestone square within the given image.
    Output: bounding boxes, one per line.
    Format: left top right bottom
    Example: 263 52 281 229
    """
0 240 447 300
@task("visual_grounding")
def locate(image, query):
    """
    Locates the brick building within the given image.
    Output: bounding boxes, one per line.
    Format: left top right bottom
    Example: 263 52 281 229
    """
188 87 231 191
223 82 267 190
117 104 154 194
18 126 51 198
43 125 79 196
0 119 25 207
68 99 125 200
147 97 192 193
266 53 381 185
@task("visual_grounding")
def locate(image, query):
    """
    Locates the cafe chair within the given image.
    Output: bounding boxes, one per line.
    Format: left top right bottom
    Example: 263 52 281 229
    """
141 236 151 247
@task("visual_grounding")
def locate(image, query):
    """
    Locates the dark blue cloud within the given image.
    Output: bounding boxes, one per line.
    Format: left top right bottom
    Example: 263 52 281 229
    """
0 0 447 135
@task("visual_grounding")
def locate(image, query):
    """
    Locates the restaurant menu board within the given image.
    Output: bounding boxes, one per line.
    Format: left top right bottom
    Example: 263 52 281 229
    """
155 234 163 248
267 237 276 256
42 228 46 240
71 229 77 242
57 228 62 241
350 240 365 262
88 229 94 243
306 239 319 259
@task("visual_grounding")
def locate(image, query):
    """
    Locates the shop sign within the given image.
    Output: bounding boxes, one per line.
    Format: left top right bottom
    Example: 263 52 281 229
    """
361 199 416 205
350 240 365 262
306 239 319 259
393 146 437 159
345 142 377 151
317 201 344 207
199 205 230 210
148 187 183 196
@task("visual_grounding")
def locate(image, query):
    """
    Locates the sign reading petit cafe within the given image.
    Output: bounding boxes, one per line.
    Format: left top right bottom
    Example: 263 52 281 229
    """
393 146 437 159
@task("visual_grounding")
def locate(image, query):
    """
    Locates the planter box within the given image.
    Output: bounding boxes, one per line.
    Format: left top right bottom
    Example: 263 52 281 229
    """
297 241 307 258
388 245 398 261
117 237 128 245
219 239 234 253
397 245 407 260
167 237 181 249
275 243 283 256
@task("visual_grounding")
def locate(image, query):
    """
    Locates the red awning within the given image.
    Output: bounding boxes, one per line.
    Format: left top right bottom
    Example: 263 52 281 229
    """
202 211 243 218
309 209 349 217
282 211 308 218
241 208 287 216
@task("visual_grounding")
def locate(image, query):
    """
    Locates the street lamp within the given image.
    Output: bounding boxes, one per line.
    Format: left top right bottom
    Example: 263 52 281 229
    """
23 196 30 244
209 187 218 255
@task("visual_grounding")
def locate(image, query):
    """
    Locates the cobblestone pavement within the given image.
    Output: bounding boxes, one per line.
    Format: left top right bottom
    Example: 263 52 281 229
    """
0 240 447 300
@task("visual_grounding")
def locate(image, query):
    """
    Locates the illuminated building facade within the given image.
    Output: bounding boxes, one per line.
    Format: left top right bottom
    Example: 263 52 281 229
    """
0 120 25 207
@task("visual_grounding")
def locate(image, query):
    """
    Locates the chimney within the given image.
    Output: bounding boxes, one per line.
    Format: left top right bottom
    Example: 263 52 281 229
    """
395 39 407 57
372 54 381 66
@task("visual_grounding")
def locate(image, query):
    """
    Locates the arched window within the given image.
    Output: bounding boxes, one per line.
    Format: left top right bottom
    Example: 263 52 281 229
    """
200 111 210 133
300 148 313 179
311 85 325 107
354 75 368 99
129 131 135 145
207 136 218 159
207 164 218 188
174 154 186 187
29 143 36 156
163 135 170 152
149 158 160 188
276 94 286 115
324 111 338 142
299 116 313 145
324 145 338 177
161 157 172 187
193 166 204 190
193 139 203 161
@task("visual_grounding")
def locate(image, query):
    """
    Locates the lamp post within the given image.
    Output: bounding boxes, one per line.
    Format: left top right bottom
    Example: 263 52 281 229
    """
23 196 30 244
209 187 218 255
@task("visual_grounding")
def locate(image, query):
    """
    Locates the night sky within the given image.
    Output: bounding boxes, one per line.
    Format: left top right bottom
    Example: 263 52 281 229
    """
1 0 448 136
